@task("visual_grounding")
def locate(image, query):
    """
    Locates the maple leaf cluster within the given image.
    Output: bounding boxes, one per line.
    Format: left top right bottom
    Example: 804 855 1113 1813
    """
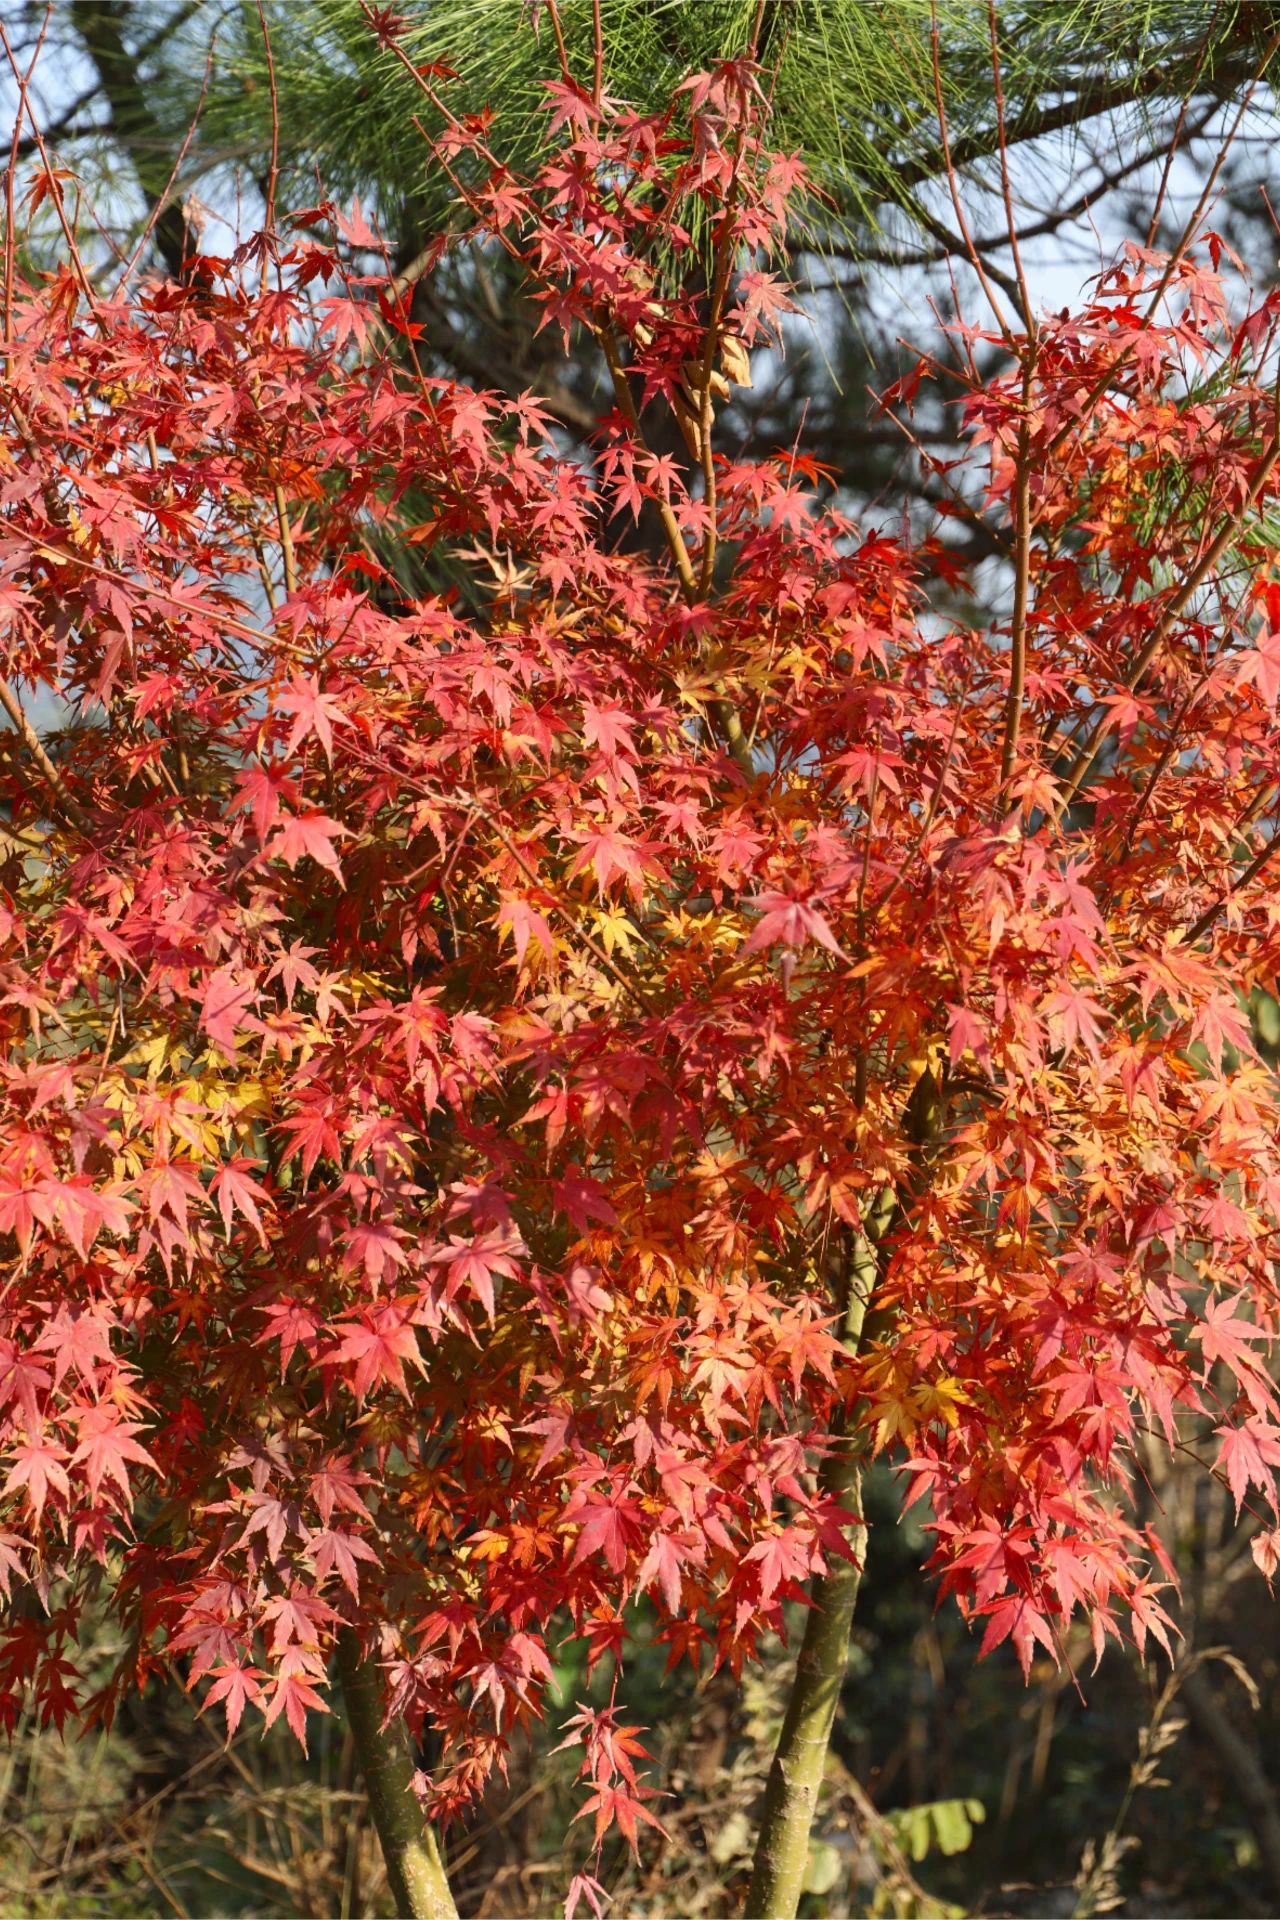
2 32 1280 1891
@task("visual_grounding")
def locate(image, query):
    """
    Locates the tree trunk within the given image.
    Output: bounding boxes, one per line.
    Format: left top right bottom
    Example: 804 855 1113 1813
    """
1179 1663 1280 1903
745 1456 867 1919
745 1186 895 1920
336 1630 459 1920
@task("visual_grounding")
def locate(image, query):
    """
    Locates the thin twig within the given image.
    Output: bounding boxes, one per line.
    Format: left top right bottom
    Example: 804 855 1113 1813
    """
256 0 280 243
274 484 298 596
113 31 216 297
871 652 974 919
542 0 573 86
1048 28 1280 464
1145 3 1224 248
590 0 603 112
999 359 1035 789
2 7 50 347
599 329 698 600
0 19 97 315
0 679 87 829
987 0 1034 338
342 743 665 1017
1186 829 1280 945
929 0 1014 344
1056 419 1280 815
695 144 747 597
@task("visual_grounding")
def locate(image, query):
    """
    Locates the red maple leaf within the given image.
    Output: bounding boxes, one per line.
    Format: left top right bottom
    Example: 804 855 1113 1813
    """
267 811 351 878
200 969 258 1056
331 1307 427 1403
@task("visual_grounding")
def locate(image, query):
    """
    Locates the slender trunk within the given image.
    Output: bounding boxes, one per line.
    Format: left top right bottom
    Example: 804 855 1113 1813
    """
745 1455 867 1919
336 1630 459 1920
746 1187 896 1920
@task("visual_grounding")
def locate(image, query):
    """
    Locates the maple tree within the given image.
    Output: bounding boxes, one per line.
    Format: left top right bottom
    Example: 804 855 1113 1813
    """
4 6 1280 1917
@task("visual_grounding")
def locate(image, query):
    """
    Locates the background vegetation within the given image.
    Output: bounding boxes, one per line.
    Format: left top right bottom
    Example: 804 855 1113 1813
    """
6 0 1280 1912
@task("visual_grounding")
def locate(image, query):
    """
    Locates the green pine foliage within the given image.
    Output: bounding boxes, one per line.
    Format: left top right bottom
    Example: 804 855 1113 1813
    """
113 0 1272 252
